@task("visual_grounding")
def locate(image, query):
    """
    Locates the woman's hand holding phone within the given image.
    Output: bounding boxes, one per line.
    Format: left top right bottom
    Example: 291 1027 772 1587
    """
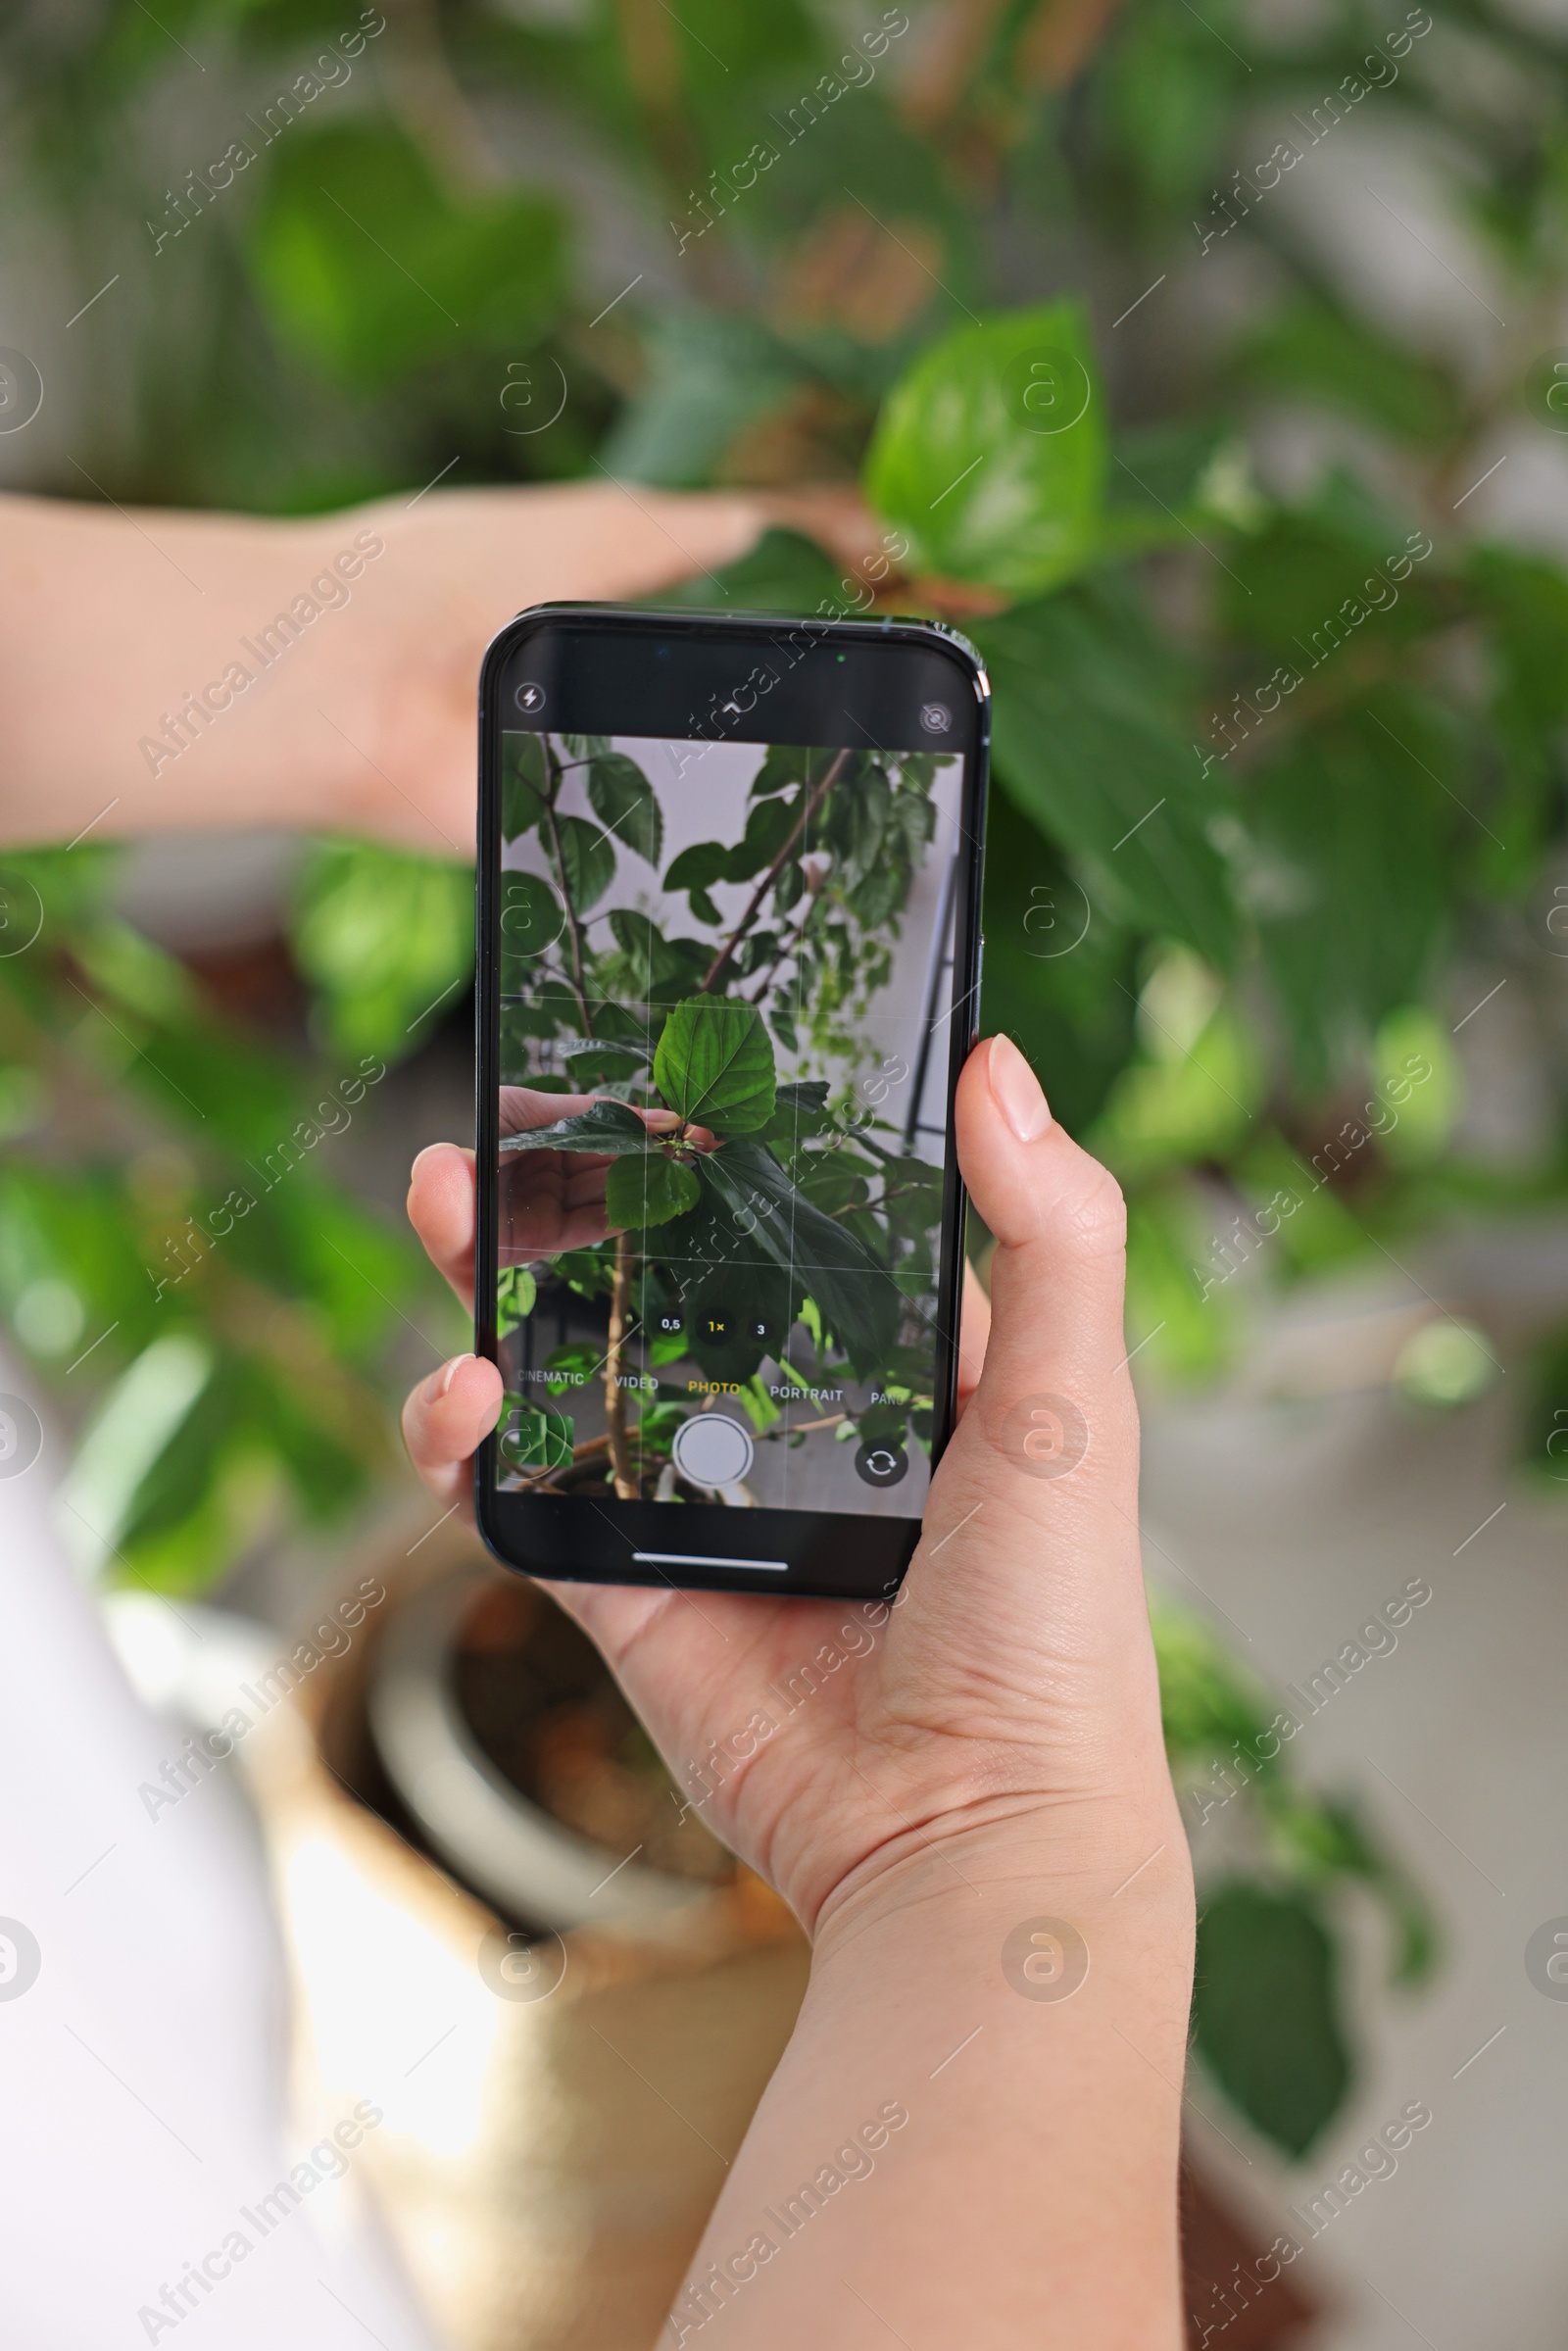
404 1033 1192 2345
407 1033 1183 1937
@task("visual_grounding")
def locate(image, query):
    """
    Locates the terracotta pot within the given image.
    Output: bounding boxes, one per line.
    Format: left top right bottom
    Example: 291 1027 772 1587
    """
241 1510 809 2351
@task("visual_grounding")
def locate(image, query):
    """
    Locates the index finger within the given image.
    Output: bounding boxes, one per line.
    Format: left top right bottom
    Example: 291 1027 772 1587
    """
409 1142 477 1307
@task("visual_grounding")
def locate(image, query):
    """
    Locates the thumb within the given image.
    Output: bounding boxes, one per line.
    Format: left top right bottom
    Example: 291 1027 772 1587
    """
905 1035 1161 1801
963 1029 1133 1466
948 1033 1137 1514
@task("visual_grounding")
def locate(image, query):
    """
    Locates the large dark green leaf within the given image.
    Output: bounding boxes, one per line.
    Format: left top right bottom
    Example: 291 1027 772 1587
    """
1249 695 1454 1086
587 752 662 866
978 784 1140 1136
1219 481 1440 656
1193 1881 1352 2158
605 1150 701 1232
863 301 1106 596
975 589 1238 969
654 998 777 1134
699 1140 899 1376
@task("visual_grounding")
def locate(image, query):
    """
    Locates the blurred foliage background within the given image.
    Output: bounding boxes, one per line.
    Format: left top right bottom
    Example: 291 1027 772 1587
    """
6 0 1568 2156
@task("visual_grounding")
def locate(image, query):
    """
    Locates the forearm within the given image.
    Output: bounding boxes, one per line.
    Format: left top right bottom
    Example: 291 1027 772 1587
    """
0 491 357 847
0 483 772 855
665 1814 1195 2349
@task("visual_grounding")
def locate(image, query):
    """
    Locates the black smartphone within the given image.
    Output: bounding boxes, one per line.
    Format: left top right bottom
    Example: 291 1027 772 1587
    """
472 605 988 1600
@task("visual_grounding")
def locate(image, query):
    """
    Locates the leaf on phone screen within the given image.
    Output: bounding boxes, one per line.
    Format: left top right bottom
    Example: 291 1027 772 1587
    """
862 299 1107 597
605 1150 701 1231
502 733 549 841
501 1404 574 1472
725 794 800 880
500 872 564 974
751 744 813 797
767 1079 831 1132
654 998 777 1134
664 840 731 924
699 1141 899 1373
554 813 615 911
586 752 662 866
499 1099 652 1156
496 1264 537 1335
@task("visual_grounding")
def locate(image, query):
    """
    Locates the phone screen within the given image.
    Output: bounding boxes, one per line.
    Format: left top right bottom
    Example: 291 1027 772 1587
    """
477 612 986 1594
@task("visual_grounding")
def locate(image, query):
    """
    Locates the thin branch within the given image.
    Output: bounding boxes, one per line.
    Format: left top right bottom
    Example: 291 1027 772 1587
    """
699 748 851 995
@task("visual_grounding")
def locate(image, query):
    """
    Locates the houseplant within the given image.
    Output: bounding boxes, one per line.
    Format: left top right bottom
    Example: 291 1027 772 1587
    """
8 0 1568 2163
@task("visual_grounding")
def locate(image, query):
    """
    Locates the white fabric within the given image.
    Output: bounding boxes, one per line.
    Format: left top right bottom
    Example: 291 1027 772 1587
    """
0 1354 438 2350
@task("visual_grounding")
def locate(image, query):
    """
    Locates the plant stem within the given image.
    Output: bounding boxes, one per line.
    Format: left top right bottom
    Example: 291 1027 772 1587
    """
605 1230 638 1498
699 747 850 995
541 740 597 1038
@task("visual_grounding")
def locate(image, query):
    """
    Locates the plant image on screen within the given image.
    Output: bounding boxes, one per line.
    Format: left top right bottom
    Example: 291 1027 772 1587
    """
493 729 960 1513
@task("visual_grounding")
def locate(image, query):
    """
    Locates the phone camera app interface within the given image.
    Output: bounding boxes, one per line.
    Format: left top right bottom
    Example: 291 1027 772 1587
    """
493 729 964 1519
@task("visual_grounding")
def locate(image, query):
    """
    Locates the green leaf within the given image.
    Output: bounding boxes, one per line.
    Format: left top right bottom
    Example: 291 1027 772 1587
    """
654 997 777 1135
726 793 802 881
1468 551 1568 879
664 840 732 901
500 871 564 977
976 587 1238 969
553 813 614 911
1236 298 1462 446
698 1140 900 1377
500 1403 573 1472
1249 696 1452 1087
598 310 806 486
586 752 662 866
499 1099 651 1157
542 1341 602 1396
762 1080 832 1148
605 1149 702 1231
977 786 1140 1136
1220 495 1440 658
1521 1323 1568 1491
291 840 474 1064
658 530 843 615
863 300 1107 597
1193 1881 1352 2157
1149 1588 1278 1766
496 1264 536 1337
751 743 815 797
502 734 548 842
247 121 564 387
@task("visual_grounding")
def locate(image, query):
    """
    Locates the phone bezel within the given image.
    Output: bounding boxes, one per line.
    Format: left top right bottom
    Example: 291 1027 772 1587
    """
472 604 989 1599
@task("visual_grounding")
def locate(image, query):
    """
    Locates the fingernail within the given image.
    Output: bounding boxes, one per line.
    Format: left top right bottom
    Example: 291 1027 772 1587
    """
987 1035 1052 1143
429 1353 472 1401
411 1143 443 1182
